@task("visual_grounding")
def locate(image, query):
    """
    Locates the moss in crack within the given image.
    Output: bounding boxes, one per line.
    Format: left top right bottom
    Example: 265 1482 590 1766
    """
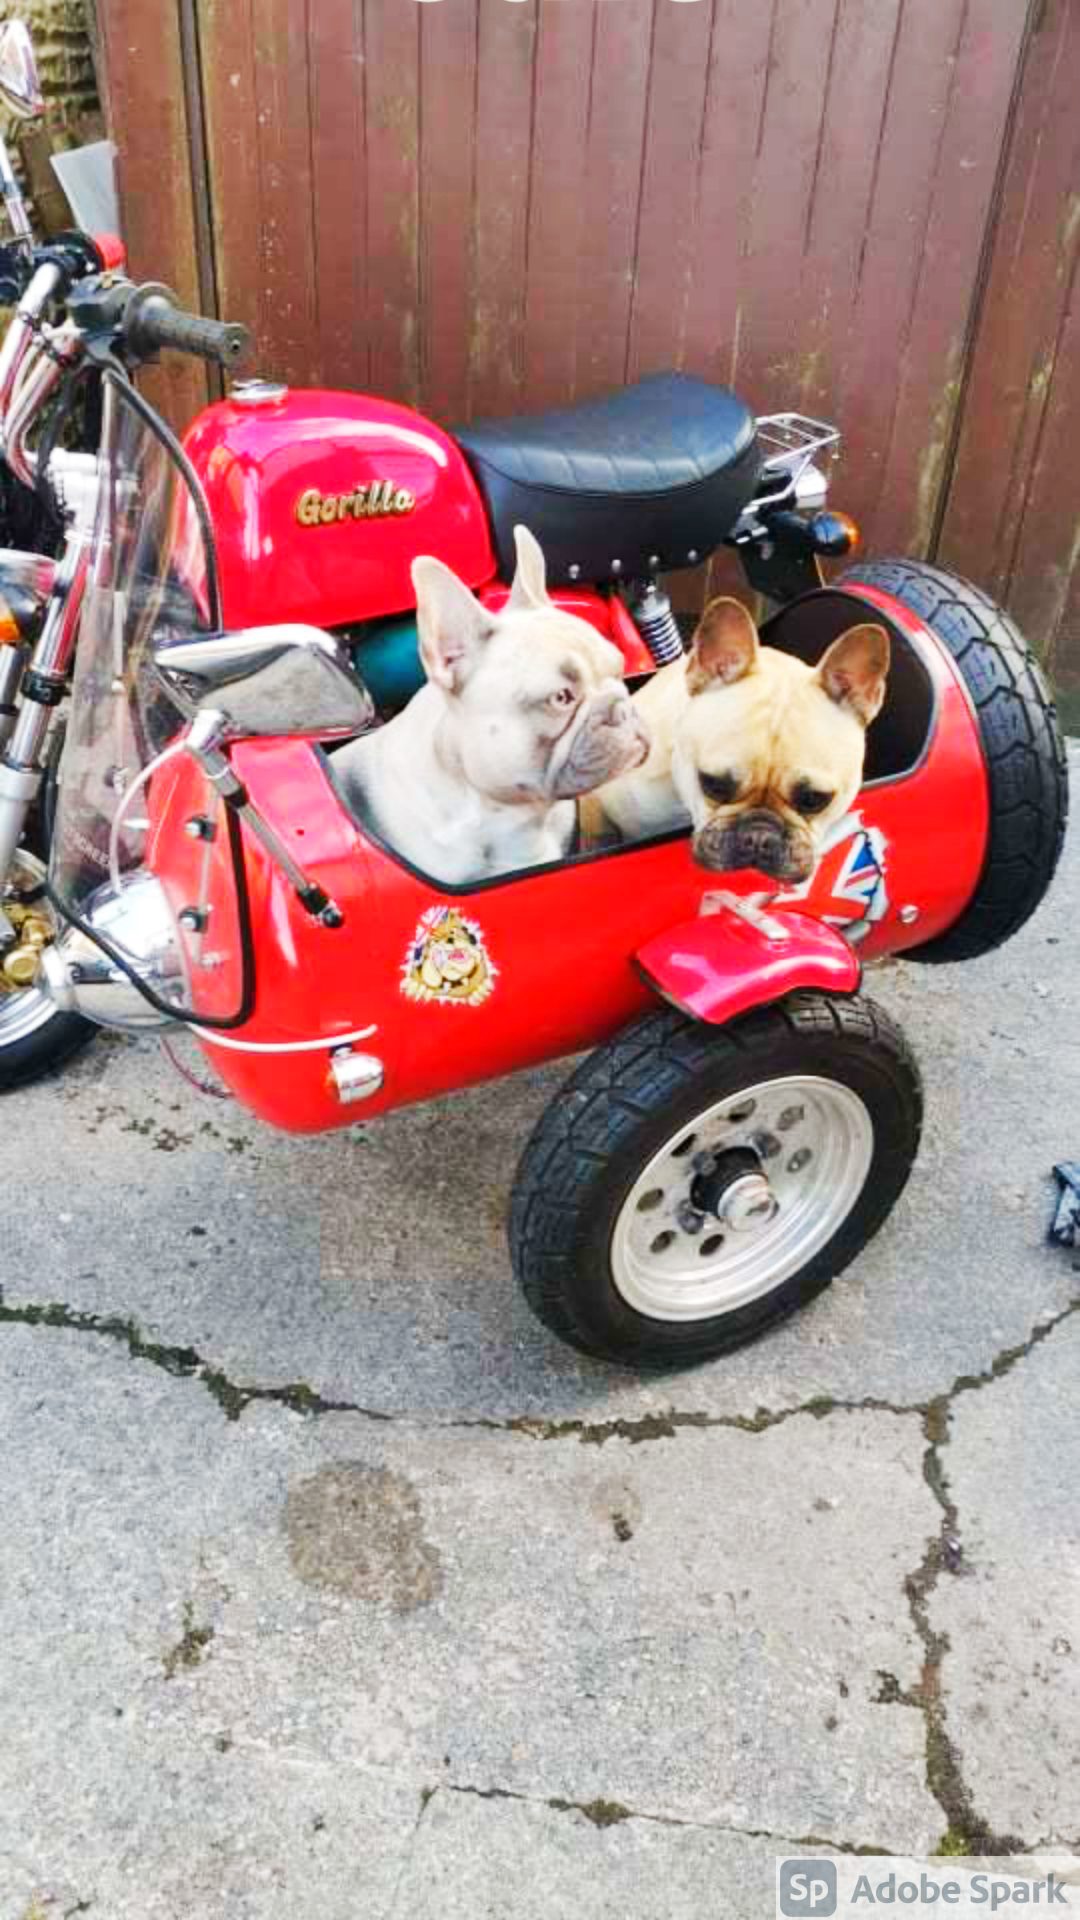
935 1827 976 1857
0 1292 388 1425
163 1600 214 1680
903 1406 1024 1857
547 1796 634 1828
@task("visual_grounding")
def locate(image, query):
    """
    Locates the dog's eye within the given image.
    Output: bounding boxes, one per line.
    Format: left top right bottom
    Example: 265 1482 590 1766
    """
791 782 835 816
699 770 739 805
549 686 577 709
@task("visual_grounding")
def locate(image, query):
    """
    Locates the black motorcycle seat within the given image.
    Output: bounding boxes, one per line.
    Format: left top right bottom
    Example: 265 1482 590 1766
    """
454 371 761 586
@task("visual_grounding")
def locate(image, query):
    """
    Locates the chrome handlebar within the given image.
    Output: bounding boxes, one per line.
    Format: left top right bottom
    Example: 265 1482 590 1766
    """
0 263 90 501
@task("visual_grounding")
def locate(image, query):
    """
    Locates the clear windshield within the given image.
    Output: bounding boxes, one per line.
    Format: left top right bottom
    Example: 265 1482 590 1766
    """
51 372 248 1022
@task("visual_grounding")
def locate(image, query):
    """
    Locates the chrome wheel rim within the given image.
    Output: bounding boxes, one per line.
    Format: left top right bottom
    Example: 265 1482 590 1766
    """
0 848 62 1047
610 1074 874 1323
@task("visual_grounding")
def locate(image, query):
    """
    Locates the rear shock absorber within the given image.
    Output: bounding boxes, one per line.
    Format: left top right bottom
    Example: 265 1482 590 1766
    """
629 581 685 667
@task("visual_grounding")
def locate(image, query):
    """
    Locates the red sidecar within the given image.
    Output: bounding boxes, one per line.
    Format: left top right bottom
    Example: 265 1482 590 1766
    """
125 557 1063 1368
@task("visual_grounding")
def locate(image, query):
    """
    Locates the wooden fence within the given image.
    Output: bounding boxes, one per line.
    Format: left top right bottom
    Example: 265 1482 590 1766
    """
93 0 1080 711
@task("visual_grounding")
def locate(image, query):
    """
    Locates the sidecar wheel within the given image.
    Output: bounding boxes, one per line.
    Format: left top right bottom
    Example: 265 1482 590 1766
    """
0 849 95 1091
509 994 921 1369
840 558 1068 961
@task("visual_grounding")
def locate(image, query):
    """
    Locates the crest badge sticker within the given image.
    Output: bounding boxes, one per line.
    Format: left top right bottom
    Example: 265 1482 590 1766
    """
402 905 497 1007
775 813 889 943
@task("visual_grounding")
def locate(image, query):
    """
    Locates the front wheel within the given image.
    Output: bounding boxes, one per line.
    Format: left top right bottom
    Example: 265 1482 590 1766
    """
0 848 95 1091
509 993 921 1369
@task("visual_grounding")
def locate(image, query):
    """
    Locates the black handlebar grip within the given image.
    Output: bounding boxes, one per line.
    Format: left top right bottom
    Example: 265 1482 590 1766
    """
123 283 252 369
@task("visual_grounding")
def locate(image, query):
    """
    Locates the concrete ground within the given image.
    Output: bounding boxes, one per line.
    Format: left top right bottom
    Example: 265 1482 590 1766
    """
2 744 1078 1919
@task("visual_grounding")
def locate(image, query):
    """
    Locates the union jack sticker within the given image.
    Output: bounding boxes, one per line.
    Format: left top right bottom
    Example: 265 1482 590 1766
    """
775 813 889 943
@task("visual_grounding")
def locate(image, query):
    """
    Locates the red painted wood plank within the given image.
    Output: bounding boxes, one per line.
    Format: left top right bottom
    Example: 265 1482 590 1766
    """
1002 241 1080 675
307 0 369 392
829 0 970 548
198 0 264 355
681 0 774 390
625 0 715 381
521 0 598 409
363 0 421 406
96 0 208 425
939 0 1080 606
246 0 319 388
468 0 537 418
734 0 844 411
418 0 479 423
872 0 1033 559
790 0 905 419
573 0 654 399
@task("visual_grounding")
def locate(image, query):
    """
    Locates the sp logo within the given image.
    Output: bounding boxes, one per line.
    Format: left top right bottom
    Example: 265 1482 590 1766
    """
777 1859 837 1916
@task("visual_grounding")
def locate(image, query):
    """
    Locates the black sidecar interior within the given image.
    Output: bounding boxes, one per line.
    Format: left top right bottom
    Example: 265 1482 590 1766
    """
761 588 936 784
455 371 761 588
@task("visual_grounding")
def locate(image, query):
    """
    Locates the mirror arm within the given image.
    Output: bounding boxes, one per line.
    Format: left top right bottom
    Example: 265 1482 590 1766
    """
0 129 32 245
184 719 345 929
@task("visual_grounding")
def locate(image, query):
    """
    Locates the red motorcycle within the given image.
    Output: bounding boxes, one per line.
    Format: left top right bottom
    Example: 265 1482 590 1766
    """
6 277 1068 1366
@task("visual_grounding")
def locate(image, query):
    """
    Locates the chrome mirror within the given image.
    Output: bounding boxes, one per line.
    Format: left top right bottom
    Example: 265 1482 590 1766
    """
0 23 44 121
152 624 375 741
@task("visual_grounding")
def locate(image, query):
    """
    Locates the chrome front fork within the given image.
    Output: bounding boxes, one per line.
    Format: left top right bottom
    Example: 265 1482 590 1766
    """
0 524 91 936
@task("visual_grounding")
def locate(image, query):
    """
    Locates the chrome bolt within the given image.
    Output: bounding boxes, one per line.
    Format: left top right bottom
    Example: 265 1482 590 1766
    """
178 906 208 933
752 1130 781 1160
692 1149 718 1177
676 1199 704 1235
648 554 661 569
787 1147 812 1173
899 904 919 925
777 1105 805 1132
687 549 699 563
568 563 581 581
611 559 623 575
183 814 216 841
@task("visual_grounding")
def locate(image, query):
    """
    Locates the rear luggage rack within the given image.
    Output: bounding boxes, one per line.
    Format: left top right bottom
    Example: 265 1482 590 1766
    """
753 412 840 510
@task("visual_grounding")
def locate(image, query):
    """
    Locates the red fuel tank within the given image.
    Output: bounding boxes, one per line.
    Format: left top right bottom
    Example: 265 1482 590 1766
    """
182 387 498 631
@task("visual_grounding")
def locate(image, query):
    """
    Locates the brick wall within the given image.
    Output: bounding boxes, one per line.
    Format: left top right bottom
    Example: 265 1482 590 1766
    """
0 0 100 232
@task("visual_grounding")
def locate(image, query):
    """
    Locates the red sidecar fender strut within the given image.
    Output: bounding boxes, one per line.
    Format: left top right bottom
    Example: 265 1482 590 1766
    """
636 897 861 1024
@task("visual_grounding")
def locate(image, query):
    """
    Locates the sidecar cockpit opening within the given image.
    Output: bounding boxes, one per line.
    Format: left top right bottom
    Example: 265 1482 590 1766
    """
760 588 936 785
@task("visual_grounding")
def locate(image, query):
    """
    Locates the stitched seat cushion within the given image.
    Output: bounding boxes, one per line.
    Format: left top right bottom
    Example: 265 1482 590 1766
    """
455 371 761 585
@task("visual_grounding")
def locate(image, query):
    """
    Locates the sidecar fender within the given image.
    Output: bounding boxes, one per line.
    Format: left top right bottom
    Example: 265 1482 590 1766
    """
635 895 861 1025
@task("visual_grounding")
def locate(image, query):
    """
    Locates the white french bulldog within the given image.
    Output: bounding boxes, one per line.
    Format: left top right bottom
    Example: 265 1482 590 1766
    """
333 525 650 884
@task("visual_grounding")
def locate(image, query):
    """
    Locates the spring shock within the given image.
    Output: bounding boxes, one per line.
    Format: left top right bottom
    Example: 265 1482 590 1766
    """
630 581 685 667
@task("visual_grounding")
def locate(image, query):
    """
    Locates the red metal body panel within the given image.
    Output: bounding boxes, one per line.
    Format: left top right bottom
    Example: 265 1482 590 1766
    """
182 390 498 631
141 588 991 1134
637 907 860 1022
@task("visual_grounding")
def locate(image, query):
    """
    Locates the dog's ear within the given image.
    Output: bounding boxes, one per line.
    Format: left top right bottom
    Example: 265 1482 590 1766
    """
816 623 891 726
686 598 759 696
506 524 550 611
412 555 494 693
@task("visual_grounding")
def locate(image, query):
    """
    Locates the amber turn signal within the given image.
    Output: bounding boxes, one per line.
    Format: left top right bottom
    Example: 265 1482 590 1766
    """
0 597 20 646
809 510 861 558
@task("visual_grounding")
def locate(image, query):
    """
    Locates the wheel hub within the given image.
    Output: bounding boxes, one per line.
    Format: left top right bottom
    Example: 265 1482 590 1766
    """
689 1146 779 1233
0 848 63 1047
610 1074 875 1324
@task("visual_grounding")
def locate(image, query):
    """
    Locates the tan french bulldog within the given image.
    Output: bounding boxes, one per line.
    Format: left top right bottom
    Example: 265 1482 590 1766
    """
589 596 890 882
333 525 650 884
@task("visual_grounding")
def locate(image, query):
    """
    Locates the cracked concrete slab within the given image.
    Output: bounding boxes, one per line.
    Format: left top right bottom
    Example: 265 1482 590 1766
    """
0 1324 939 1917
387 1790 796 1919
928 1313 1080 1846
2 753 1077 1431
0 744 1075 1908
